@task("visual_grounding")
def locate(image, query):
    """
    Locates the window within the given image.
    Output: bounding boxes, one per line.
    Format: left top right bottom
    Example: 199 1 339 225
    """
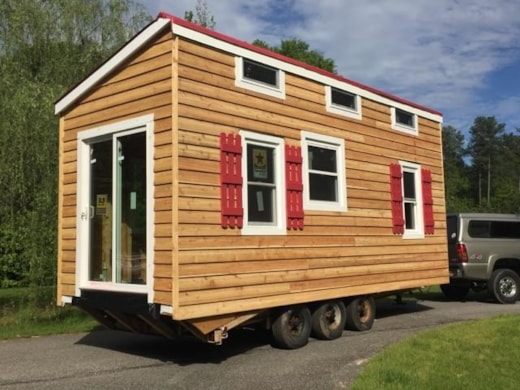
240 130 285 235
399 162 423 238
391 107 418 135
302 131 346 211
468 221 520 239
325 86 362 120
235 57 285 99
76 114 154 294
243 59 277 86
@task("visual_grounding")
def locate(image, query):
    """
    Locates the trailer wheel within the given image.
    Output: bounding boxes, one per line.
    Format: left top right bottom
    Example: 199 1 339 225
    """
311 300 346 340
488 269 520 304
345 296 375 331
272 305 312 349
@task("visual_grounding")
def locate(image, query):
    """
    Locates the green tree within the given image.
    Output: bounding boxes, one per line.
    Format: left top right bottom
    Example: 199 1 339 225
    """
467 116 505 208
253 38 336 73
0 0 150 290
491 132 520 212
184 0 216 29
442 125 471 212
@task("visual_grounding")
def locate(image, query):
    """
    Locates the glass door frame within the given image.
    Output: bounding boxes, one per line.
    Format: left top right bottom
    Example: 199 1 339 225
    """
76 114 154 298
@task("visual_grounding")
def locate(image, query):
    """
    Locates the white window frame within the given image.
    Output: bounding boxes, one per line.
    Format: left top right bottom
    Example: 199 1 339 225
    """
76 114 155 300
392 107 418 135
399 160 424 239
325 86 362 120
302 131 347 212
240 130 286 235
235 57 286 99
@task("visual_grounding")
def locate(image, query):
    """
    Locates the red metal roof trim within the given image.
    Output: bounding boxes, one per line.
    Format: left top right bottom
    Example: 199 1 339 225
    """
158 12 442 117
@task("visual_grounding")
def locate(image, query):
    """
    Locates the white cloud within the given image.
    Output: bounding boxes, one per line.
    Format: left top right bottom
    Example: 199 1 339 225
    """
145 0 520 133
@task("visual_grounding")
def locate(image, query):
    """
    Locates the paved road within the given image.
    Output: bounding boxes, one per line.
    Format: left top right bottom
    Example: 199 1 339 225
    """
2 293 520 390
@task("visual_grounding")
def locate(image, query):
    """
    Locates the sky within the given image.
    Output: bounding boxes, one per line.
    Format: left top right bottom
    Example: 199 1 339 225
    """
143 0 520 138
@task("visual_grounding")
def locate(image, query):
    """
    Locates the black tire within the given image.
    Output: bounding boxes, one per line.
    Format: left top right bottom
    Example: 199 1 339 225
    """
488 269 520 304
271 305 312 349
440 282 471 300
311 300 347 340
345 296 375 331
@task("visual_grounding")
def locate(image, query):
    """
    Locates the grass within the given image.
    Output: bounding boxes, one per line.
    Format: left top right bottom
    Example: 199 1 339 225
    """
352 292 520 389
0 286 98 339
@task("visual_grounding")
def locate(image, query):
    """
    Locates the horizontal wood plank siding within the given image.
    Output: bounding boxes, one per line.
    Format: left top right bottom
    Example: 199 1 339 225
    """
174 38 448 319
57 29 174 305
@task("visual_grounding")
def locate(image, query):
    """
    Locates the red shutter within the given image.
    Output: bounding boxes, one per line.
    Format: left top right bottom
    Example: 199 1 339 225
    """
285 145 304 229
220 133 243 228
390 163 404 235
422 168 435 234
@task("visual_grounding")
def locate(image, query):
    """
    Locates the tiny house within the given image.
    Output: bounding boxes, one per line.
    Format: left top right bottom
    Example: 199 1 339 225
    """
55 12 448 348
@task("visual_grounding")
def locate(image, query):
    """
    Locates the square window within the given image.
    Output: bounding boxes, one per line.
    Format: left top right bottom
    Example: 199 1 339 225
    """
396 109 414 127
243 59 277 87
392 108 418 135
302 131 346 212
331 88 356 110
235 57 286 99
325 86 362 120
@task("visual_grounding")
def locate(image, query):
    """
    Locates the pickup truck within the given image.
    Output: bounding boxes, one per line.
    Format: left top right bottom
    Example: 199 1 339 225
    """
444 213 520 303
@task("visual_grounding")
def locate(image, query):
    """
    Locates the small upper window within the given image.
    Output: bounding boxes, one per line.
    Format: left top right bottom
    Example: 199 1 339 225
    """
332 88 356 109
243 59 277 86
235 57 285 99
302 131 346 212
392 108 418 135
325 86 361 120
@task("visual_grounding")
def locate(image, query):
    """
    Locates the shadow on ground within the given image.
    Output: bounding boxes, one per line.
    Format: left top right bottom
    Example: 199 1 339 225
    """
76 326 272 365
411 286 496 304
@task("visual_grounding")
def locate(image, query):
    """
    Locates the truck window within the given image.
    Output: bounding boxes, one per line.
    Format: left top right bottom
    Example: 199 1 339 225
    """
490 221 520 238
468 220 491 238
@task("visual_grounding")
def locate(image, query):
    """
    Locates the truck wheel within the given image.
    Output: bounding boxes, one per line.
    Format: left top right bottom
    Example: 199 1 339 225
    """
440 282 470 300
488 269 520 304
345 296 375 331
311 300 346 340
272 305 312 349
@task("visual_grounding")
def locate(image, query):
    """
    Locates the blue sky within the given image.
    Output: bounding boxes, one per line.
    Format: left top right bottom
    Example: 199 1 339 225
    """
144 0 520 138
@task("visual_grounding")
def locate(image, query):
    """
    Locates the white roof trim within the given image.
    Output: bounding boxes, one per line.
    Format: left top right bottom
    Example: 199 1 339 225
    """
170 23 442 123
56 16 442 124
54 18 170 115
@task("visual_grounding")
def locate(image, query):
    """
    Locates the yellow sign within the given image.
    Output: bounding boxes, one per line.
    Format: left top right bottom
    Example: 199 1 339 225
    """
96 194 107 209
253 148 267 179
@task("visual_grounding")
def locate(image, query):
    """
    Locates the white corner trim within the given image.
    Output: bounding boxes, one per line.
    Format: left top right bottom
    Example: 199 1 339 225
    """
55 18 170 115
160 305 173 315
61 296 73 305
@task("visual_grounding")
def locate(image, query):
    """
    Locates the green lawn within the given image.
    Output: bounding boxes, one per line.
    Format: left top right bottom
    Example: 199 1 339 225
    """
352 314 520 389
0 286 98 339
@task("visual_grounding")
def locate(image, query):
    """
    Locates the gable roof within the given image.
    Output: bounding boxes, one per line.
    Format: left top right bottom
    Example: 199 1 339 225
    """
55 12 442 122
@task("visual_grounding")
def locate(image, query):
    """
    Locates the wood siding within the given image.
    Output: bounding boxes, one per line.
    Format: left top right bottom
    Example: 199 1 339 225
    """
57 29 448 322
57 29 174 303
174 38 447 320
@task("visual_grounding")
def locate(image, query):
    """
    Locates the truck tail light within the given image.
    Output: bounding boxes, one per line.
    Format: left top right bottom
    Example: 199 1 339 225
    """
456 243 468 263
